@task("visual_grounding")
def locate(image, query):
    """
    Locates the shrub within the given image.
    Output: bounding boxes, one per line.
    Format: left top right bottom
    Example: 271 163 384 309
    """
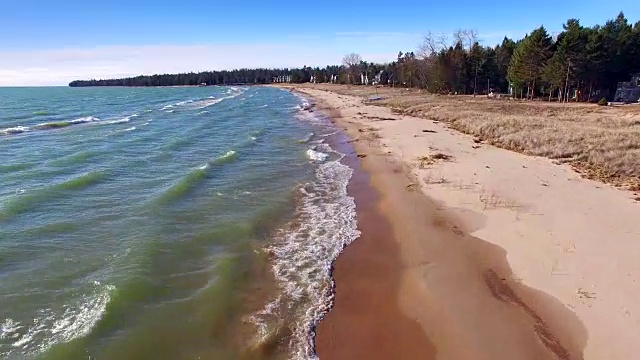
597 97 608 106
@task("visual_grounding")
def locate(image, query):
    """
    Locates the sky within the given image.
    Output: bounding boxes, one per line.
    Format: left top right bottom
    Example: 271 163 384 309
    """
1 0 639 86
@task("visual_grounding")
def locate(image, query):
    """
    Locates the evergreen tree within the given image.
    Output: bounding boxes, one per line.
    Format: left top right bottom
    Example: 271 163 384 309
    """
495 37 516 92
508 26 553 98
69 11 640 104
542 51 566 101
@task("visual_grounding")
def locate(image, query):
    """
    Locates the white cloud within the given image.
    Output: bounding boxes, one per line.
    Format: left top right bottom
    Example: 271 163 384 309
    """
0 29 523 86
0 40 403 86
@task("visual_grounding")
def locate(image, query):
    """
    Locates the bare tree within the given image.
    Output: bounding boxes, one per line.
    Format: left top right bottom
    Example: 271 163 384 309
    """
418 31 440 58
437 33 449 49
342 53 362 68
453 29 479 51
453 29 465 47
342 53 362 84
464 29 479 51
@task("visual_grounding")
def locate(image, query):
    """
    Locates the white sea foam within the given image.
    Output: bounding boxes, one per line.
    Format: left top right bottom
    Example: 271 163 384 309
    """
292 98 329 127
69 116 99 124
253 139 359 359
191 98 223 109
219 150 236 159
124 126 136 132
250 106 360 360
0 319 22 340
103 115 135 125
189 88 246 110
0 126 31 135
250 91 361 359
292 93 313 111
104 118 130 125
2 114 132 136
166 89 248 112
305 149 329 162
1 282 114 358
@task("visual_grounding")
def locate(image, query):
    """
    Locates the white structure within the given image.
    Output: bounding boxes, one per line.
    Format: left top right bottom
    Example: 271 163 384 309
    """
360 73 369 85
373 70 383 85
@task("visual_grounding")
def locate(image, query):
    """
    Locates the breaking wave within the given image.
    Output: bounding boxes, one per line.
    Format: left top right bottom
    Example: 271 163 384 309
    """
0 282 114 358
305 149 328 162
103 114 137 125
158 88 246 113
0 126 30 135
0 115 140 137
253 155 358 359
35 116 99 130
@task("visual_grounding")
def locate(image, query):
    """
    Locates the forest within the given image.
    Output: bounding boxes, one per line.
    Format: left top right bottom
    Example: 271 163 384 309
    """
69 12 640 101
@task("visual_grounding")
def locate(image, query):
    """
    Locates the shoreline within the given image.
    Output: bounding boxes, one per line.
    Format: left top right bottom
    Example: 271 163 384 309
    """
315 124 437 359
288 85 640 359
304 93 581 359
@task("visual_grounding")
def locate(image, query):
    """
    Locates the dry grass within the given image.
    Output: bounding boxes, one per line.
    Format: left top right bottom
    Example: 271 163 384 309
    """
417 153 453 168
297 83 640 190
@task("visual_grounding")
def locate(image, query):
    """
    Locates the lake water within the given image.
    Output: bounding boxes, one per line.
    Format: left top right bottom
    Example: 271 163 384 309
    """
0 86 358 360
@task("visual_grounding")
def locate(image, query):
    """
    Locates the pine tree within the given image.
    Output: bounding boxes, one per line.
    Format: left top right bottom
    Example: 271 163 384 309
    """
542 52 566 101
508 26 553 99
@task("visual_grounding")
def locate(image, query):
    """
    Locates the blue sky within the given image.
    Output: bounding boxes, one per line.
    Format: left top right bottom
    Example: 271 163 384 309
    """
1 0 639 85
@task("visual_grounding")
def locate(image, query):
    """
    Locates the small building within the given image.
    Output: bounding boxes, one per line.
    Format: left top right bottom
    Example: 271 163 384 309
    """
614 74 640 103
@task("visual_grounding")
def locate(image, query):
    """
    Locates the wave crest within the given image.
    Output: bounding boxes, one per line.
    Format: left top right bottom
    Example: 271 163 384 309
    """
0 171 105 221
0 126 31 135
0 282 114 358
156 150 238 204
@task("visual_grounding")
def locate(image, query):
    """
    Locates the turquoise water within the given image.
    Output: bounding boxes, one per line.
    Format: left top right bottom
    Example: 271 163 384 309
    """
0 86 358 359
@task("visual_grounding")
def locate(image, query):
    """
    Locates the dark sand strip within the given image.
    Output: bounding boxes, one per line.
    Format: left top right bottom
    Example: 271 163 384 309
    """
315 132 436 359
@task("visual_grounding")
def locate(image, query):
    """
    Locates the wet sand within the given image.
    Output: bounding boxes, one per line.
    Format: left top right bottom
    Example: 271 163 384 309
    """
304 93 587 360
315 132 436 359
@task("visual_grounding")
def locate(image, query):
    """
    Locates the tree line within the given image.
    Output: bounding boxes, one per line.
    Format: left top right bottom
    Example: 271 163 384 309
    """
69 12 640 101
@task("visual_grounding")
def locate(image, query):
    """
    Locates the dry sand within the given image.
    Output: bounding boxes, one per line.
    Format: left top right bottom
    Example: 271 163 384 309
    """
288 85 640 360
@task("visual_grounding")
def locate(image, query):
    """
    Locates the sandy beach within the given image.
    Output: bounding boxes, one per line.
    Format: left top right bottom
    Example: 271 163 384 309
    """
287 85 640 359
